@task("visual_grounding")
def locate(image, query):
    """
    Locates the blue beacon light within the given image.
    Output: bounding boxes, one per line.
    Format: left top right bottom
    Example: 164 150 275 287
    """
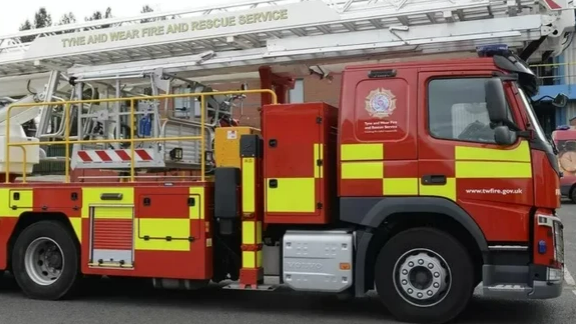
476 44 510 58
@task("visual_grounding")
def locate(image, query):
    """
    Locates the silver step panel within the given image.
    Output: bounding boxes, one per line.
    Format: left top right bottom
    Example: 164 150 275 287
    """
282 230 353 293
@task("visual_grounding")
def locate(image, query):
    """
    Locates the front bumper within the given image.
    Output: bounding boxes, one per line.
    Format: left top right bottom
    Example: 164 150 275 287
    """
528 278 563 299
482 265 563 299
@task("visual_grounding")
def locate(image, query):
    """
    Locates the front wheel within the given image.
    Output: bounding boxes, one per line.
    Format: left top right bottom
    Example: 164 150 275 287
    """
12 221 81 300
374 227 475 324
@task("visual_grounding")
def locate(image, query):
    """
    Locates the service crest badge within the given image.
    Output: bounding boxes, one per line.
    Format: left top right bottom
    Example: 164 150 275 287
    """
365 88 396 119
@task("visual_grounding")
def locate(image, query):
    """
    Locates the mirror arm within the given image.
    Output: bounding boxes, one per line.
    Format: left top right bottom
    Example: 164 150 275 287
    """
499 119 520 132
515 130 531 139
501 120 531 139
532 96 553 105
492 120 530 139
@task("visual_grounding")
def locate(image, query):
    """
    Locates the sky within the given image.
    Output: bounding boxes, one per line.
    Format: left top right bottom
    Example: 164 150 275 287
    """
0 0 239 35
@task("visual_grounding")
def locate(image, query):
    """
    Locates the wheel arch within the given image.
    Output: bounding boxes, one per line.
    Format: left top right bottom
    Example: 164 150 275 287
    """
340 196 488 297
7 212 80 271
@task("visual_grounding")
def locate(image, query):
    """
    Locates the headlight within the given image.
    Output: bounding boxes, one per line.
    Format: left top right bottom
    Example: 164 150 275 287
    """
553 220 564 264
548 267 563 282
537 213 564 265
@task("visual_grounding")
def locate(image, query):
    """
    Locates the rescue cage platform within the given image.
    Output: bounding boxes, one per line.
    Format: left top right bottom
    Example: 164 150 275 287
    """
1 89 277 184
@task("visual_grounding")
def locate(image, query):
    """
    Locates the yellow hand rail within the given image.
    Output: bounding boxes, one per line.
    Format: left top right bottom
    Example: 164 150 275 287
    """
4 89 277 183
529 62 572 83
530 62 576 68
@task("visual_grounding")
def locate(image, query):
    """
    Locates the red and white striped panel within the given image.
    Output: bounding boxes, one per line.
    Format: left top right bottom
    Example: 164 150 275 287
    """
75 149 155 163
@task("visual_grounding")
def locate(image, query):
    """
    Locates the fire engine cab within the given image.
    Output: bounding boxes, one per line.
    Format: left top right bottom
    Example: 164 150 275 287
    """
0 0 571 323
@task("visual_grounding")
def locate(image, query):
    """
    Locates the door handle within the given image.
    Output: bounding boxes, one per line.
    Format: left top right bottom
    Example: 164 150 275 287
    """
421 174 447 185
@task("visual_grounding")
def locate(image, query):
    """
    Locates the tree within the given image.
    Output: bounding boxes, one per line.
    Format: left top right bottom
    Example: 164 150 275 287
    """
20 20 32 31
141 5 154 13
140 5 154 23
53 12 77 35
18 8 52 43
85 7 113 28
58 12 76 25
86 7 113 21
33 7 52 29
86 11 102 21
140 5 169 23
18 19 34 43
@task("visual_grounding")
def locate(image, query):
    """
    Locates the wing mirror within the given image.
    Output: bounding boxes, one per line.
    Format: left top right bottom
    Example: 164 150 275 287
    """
553 93 568 108
484 78 508 123
493 125 517 146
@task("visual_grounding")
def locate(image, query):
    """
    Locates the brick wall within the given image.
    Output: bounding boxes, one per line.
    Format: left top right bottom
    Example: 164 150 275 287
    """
202 73 342 128
207 79 262 128
303 73 342 108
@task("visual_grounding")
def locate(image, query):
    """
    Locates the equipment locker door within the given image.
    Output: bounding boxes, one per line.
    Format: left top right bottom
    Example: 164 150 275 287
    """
262 103 336 224
417 71 534 242
135 188 200 252
86 187 135 268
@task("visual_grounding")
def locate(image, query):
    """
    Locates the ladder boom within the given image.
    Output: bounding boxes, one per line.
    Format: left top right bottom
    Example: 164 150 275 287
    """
0 0 573 77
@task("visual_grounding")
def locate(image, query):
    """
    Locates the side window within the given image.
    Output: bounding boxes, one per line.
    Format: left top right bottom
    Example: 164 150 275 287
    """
427 78 513 144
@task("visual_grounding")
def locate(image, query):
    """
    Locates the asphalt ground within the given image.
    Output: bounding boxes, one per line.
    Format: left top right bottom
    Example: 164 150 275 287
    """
1 204 576 324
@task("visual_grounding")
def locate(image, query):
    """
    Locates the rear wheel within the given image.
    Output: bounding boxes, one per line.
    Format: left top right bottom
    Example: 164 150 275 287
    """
374 227 474 324
12 221 81 300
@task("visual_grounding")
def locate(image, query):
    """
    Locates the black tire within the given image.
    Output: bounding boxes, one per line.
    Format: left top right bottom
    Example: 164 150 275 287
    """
12 221 81 300
374 227 474 324
570 186 576 204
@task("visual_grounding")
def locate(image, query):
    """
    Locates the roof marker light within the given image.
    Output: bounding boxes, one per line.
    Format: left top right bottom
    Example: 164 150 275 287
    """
476 44 510 58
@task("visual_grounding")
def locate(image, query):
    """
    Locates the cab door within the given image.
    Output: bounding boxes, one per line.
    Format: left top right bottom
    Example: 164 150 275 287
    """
417 71 533 242
338 67 418 198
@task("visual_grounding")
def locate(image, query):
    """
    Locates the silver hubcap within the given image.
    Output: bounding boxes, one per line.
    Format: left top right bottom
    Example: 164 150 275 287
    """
24 237 64 286
393 248 451 307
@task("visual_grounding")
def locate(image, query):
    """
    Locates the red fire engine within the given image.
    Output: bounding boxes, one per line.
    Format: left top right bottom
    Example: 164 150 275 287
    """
553 127 576 202
0 0 571 323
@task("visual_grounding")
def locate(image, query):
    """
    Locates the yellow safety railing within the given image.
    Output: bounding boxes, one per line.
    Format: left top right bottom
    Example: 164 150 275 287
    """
529 62 576 85
4 89 277 184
